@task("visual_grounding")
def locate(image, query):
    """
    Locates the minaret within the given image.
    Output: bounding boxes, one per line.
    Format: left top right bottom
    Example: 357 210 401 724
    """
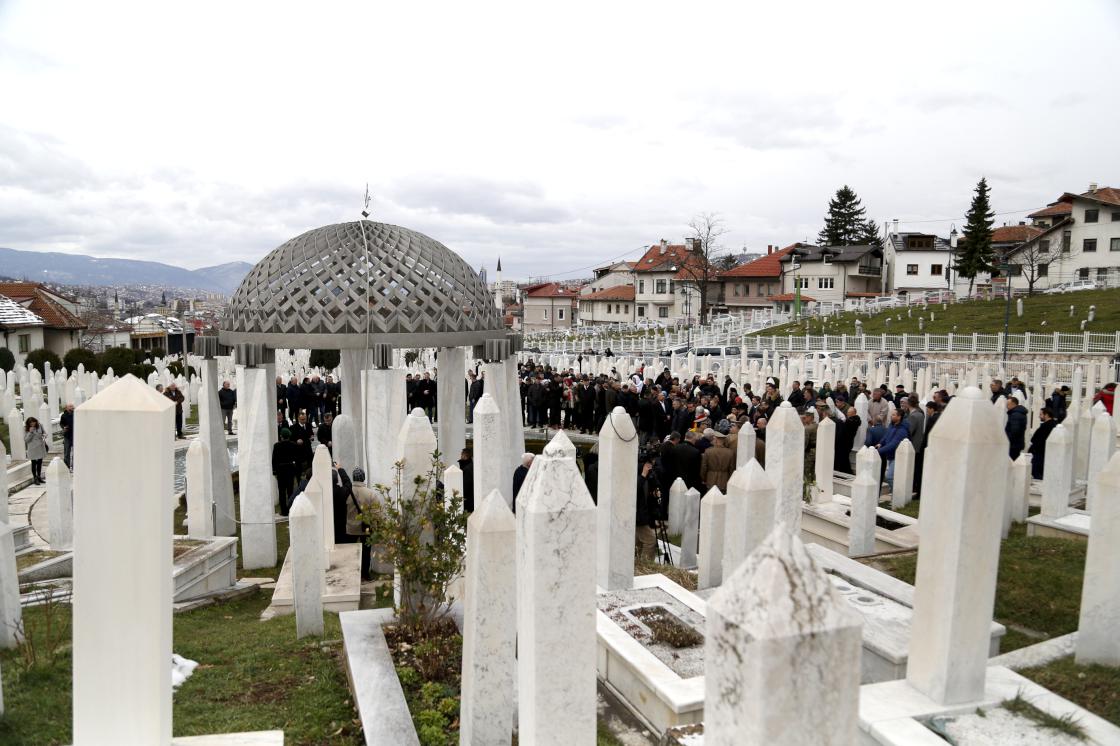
494 257 503 310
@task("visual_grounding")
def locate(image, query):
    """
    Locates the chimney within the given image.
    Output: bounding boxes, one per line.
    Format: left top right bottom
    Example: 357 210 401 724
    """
892 218 899 235
767 244 773 255
659 238 667 255
1089 182 1098 193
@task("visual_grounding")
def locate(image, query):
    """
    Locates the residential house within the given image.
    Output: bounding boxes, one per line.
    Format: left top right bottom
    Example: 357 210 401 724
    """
0 281 87 357
0 294 45 367
779 244 883 306
585 261 636 294
521 283 581 332
578 285 636 325
1006 184 1120 288
631 239 722 324
882 229 957 294
719 244 796 311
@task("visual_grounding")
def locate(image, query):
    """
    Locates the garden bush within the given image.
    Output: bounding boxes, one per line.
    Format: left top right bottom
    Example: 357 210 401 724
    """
24 348 62 377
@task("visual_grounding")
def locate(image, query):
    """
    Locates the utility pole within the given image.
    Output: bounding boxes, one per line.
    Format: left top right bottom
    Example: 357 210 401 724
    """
1000 248 1012 362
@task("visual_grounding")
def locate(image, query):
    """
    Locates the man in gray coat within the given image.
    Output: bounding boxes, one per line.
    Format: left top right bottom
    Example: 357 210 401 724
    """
902 394 926 452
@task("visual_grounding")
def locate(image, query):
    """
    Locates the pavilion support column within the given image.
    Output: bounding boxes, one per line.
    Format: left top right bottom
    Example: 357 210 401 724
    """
365 348 406 492
436 347 466 468
340 348 370 475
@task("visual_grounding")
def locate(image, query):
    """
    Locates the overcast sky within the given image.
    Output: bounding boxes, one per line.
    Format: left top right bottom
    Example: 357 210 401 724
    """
1 1 1117 280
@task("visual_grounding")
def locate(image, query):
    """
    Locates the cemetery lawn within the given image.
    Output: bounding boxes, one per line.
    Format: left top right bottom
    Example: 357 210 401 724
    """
0 592 363 745
869 524 1120 727
755 287 1120 337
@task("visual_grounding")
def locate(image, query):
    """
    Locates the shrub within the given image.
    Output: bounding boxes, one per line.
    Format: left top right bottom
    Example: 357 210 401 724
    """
131 363 157 382
167 361 196 378
309 349 340 370
131 349 149 365
63 347 97 372
24 348 62 377
149 347 165 359
0 347 14 372
99 346 135 376
361 456 467 633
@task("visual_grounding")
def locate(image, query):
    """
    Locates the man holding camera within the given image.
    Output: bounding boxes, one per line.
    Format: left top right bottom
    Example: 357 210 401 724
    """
636 456 663 561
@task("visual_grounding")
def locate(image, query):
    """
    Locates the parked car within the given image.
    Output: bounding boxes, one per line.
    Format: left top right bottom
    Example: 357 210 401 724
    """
694 346 741 357
1043 279 1100 295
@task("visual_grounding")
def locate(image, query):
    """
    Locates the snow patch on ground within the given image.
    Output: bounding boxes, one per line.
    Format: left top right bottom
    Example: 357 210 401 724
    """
172 653 199 691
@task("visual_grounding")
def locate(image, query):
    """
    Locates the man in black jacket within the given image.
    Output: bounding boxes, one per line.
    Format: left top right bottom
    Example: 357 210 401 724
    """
59 403 75 468
218 381 237 435
457 448 476 512
290 411 315 473
512 453 534 510
1029 407 1057 479
467 372 484 423
271 429 301 515
636 457 662 560
834 407 860 474
1005 396 1028 460
673 433 702 491
317 411 334 455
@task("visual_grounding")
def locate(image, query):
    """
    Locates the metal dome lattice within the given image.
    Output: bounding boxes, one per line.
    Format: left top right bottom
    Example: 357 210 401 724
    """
220 221 506 349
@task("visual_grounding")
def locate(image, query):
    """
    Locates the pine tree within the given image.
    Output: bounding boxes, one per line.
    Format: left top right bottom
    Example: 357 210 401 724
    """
954 177 996 297
818 186 879 246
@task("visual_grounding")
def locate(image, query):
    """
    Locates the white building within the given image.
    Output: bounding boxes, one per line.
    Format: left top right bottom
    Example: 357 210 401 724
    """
578 285 636 325
779 244 883 306
1006 184 1120 289
0 293 45 367
521 283 581 332
882 228 957 294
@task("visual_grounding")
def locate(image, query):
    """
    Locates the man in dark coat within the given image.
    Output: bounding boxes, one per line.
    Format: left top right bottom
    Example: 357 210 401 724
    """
1029 407 1057 479
164 383 186 439
1005 396 1028 460
582 448 598 505
415 372 437 420
59 403 75 468
578 381 596 433
275 376 288 416
834 407 860 474
217 380 237 435
290 411 315 472
271 429 301 515
673 433 702 491
635 457 662 560
317 411 334 454
637 392 658 446
457 449 475 512
286 377 301 422
331 464 353 544
512 453 534 510
467 372 484 423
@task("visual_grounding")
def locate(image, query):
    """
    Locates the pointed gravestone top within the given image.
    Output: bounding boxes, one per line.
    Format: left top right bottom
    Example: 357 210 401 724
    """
601 405 637 439
474 392 500 415
473 489 515 533
78 374 171 412
932 386 1002 444
289 490 317 519
1049 423 1071 445
544 429 577 459
710 527 860 637
399 408 437 448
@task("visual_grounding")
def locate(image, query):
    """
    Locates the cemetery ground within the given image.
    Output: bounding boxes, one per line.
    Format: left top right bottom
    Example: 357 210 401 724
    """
756 287 1120 337
867 522 1120 726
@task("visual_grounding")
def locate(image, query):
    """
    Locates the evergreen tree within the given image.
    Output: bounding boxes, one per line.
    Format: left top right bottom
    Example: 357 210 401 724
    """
953 177 996 296
818 186 880 246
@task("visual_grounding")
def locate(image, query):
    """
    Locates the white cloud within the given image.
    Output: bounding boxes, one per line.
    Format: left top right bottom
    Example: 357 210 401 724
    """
0 0 1117 279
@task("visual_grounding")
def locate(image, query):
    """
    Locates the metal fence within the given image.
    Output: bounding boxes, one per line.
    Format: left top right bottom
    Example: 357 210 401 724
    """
742 332 1120 355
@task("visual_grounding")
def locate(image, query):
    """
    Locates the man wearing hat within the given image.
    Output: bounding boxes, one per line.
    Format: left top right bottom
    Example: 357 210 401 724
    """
700 426 733 491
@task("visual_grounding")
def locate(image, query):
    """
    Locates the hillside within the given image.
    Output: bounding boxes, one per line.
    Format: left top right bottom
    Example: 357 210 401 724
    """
0 247 252 294
755 288 1120 337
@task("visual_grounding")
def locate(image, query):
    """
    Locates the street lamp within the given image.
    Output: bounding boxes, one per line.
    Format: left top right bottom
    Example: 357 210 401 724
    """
789 247 809 319
948 224 958 295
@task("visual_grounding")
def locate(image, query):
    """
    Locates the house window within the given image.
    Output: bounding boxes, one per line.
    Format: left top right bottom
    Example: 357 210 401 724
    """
638 280 645 293
655 279 668 294
1039 263 1049 277
1098 267 1110 279
906 264 919 275
906 236 934 249
1007 264 1023 276
658 306 669 318
1085 209 1099 223
795 277 810 289
18 334 30 353
1079 268 1090 279
637 305 646 317
1112 237 1120 252
558 308 565 320
931 264 943 276
1112 212 1120 222
1084 238 1097 252
1039 239 1050 253
543 308 549 320
822 255 832 265
817 277 834 289
1062 230 1072 252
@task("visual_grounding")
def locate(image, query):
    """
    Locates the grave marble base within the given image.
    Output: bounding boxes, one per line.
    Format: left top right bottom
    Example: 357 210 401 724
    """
265 543 362 617
801 497 920 555
1026 510 1090 541
171 731 284 744
596 573 706 735
173 536 239 602
665 666 1120 745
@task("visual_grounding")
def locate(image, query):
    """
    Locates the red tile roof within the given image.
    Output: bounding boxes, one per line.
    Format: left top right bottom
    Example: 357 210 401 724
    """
0 282 86 329
991 225 1044 243
720 245 798 278
582 285 636 301
1028 202 1072 219
633 243 693 273
524 282 582 298
1087 187 1120 206
769 293 816 303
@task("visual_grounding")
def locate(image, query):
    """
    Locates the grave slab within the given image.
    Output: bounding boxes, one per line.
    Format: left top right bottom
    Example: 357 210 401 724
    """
339 608 420 746
265 543 361 617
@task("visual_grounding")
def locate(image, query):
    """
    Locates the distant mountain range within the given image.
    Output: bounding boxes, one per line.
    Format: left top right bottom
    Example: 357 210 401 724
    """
0 247 254 294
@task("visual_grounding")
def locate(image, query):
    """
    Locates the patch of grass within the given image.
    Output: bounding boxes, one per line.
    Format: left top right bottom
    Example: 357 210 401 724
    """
888 500 921 519
0 592 361 745
631 606 703 648
1002 691 1087 740
755 287 1120 338
1020 656 1120 728
867 524 1085 652
634 557 698 591
15 550 61 572
186 404 199 426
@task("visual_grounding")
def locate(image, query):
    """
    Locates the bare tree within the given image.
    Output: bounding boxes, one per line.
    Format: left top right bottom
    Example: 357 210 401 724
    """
1009 229 1075 295
680 212 729 323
